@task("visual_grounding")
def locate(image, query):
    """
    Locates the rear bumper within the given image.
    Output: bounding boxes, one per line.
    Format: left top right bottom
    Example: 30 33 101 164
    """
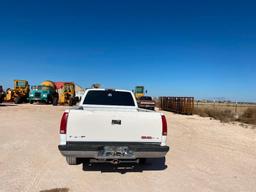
58 142 169 159
29 98 47 101
138 105 155 110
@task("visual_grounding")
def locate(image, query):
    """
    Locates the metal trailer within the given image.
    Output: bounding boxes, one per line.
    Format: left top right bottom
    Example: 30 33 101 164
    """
159 96 194 115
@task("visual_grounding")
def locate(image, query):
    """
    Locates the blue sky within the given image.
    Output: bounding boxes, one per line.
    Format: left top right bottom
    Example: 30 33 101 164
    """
0 0 255 101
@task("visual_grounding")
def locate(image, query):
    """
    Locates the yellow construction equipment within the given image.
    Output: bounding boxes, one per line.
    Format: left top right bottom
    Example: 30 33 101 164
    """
134 86 146 100
5 80 30 104
55 82 77 106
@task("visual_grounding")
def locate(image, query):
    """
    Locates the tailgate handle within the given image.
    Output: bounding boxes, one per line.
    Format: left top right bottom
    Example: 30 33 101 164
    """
112 120 121 125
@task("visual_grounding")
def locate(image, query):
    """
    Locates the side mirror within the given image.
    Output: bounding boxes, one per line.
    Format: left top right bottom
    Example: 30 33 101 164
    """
75 96 80 102
132 90 134 93
145 90 148 94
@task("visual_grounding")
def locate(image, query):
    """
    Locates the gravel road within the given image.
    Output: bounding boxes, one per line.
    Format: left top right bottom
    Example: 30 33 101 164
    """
0 104 256 192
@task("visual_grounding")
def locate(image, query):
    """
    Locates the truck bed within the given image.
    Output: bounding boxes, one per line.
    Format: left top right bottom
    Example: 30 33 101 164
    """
66 107 163 143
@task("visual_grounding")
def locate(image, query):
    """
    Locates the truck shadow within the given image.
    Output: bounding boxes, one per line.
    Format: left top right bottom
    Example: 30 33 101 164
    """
0 103 17 107
82 158 167 174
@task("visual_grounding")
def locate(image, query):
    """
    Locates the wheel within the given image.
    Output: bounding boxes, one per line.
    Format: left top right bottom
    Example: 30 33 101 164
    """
29 100 34 104
0 94 3 103
68 98 74 106
14 96 22 104
23 97 28 103
66 156 78 165
139 158 147 165
52 97 58 106
47 95 53 104
46 98 51 104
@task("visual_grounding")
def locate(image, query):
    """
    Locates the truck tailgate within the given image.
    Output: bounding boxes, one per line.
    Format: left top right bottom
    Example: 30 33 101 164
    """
66 110 162 143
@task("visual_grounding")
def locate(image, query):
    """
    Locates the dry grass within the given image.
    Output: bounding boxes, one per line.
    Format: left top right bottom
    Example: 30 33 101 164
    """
194 108 235 123
238 108 256 125
195 102 256 115
194 107 256 125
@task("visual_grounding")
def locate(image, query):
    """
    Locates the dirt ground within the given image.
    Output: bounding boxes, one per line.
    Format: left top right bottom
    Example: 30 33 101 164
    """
0 104 256 192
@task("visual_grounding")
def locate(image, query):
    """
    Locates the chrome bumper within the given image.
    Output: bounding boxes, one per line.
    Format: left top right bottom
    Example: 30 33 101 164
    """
58 142 169 159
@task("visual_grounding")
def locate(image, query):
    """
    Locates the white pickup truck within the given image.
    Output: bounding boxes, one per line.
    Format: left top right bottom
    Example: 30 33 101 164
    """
58 89 169 165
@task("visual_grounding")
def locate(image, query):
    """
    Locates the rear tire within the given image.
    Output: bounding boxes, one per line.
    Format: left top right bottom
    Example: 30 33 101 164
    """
14 96 22 104
46 96 50 104
0 95 3 103
29 100 34 104
68 98 74 106
52 97 58 106
66 156 78 165
139 158 147 165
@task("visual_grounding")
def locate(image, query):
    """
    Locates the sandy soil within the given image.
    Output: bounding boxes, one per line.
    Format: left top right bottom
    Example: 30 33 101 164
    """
0 104 256 192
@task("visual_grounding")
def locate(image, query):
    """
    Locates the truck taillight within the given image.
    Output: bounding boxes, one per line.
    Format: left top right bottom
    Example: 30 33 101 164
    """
161 115 167 136
60 112 68 134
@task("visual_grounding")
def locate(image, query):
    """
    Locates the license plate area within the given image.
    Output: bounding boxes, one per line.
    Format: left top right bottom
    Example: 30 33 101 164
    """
97 146 135 159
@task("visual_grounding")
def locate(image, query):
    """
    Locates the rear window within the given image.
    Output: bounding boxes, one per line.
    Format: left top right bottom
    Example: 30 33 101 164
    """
140 96 152 100
16 81 26 87
83 90 135 106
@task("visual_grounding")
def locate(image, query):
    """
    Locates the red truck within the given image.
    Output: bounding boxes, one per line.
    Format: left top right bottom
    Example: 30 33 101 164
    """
137 96 156 111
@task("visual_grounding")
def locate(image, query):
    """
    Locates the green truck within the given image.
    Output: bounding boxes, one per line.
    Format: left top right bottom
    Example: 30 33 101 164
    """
28 85 58 105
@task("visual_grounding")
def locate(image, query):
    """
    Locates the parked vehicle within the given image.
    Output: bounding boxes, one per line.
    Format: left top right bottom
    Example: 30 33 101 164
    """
29 80 59 105
55 82 77 106
0 86 5 103
5 80 30 104
58 88 169 165
137 96 156 111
